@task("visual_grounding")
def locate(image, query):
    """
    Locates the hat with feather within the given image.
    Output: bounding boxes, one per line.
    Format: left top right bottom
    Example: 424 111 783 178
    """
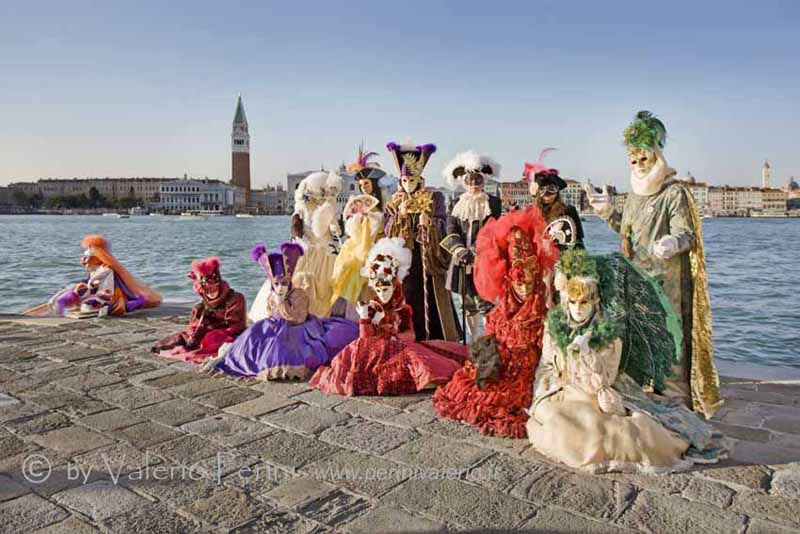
347 143 386 181
442 151 501 190
386 141 436 178
523 147 567 190
624 111 667 152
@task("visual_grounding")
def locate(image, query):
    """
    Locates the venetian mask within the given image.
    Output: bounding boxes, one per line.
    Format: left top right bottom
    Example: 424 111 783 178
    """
81 253 101 273
358 178 373 195
510 267 535 302
465 173 485 194
196 270 222 302
273 278 291 299
566 278 597 325
627 147 657 179
372 281 395 304
539 184 560 205
400 174 422 194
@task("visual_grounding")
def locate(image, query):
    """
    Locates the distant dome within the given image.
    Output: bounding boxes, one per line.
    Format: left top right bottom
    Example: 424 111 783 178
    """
678 172 696 184
788 177 799 191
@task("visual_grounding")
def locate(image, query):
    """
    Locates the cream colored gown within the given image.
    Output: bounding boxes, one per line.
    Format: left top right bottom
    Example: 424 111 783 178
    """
526 330 694 474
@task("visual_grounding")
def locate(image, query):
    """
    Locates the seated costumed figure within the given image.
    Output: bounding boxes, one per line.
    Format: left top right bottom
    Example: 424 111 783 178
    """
384 141 460 342
433 207 559 438
585 111 721 418
250 170 343 321
329 145 386 308
310 237 468 396
523 148 584 249
527 249 723 473
440 150 503 341
209 243 358 380
153 257 247 363
33 235 161 318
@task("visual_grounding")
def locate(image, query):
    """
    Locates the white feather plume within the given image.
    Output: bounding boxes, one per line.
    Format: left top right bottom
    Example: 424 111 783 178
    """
442 151 502 190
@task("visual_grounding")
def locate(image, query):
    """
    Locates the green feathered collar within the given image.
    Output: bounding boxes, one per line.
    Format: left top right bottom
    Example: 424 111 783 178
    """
546 304 622 357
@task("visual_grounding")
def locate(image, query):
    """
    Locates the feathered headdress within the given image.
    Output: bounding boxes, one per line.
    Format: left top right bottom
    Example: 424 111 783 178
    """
190 257 220 279
522 148 558 183
442 151 502 190
294 171 342 205
624 111 667 151
474 207 559 303
252 242 304 282
347 143 385 180
386 142 436 178
361 237 413 283
81 234 111 253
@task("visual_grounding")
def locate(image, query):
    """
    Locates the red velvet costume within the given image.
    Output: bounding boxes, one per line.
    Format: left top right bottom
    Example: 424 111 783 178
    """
154 257 247 363
310 238 467 397
433 207 558 438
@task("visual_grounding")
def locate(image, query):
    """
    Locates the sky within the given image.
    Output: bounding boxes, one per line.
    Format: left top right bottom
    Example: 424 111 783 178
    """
1 1 798 190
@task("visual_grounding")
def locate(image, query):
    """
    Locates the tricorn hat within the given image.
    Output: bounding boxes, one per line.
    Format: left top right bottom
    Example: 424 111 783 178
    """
347 143 386 181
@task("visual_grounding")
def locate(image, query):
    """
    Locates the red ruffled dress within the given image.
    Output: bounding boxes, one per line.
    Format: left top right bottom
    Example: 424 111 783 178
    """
432 290 546 438
310 284 468 396
432 205 557 439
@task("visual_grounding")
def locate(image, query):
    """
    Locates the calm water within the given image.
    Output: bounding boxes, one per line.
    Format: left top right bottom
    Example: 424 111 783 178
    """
1 215 798 376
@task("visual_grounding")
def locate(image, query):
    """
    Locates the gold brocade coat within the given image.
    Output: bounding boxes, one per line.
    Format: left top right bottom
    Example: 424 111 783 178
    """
384 189 460 342
606 180 722 418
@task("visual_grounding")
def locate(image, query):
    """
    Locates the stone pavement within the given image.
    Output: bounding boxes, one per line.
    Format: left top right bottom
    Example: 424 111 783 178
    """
1 312 800 534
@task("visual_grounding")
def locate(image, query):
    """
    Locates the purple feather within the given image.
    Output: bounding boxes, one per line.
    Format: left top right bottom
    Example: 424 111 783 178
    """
251 244 267 263
386 142 399 152
419 143 436 155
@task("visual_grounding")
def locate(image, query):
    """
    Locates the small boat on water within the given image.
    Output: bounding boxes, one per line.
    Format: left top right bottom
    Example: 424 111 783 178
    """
102 213 128 219
179 212 208 220
235 213 255 218
129 207 146 216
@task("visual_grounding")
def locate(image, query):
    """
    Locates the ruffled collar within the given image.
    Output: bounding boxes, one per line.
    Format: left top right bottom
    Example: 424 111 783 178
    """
451 192 492 222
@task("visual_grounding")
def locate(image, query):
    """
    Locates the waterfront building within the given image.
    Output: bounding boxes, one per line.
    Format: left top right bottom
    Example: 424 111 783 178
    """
762 188 788 212
231 95 252 206
8 177 170 202
158 177 243 213
499 180 531 211
708 186 764 216
679 173 710 216
251 184 287 215
613 191 627 213
286 170 318 214
762 160 772 189
563 179 586 212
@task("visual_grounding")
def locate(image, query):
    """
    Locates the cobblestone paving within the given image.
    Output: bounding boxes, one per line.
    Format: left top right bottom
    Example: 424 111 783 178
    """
1 312 800 533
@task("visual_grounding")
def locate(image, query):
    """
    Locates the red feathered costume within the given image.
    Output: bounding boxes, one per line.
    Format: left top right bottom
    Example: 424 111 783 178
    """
433 206 558 438
153 257 247 363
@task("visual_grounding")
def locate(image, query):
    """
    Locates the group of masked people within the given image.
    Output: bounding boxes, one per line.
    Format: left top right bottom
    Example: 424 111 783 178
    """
33 111 725 475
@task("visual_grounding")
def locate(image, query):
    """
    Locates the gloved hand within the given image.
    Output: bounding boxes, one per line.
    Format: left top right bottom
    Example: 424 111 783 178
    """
652 235 679 260
584 184 614 219
355 302 371 320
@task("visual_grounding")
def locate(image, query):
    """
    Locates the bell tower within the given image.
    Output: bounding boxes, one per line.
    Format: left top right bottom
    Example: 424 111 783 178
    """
231 94 251 204
762 160 772 189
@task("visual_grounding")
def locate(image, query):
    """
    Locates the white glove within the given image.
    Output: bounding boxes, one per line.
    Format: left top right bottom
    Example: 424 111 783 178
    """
597 387 625 415
584 184 614 218
567 331 592 358
554 270 567 293
372 306 385 325
652 235 679 260
355 302 371 320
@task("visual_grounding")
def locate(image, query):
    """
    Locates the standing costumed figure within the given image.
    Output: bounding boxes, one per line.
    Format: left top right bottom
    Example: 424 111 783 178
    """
29 235 162 318
527 250 723 473
208 243 358 380
440 151 503 341
523 149 584 249
310 237 468 396
249 170 343 321
585 111 722 418
433 207 559 438
384 141 460 342
330 145 386 308
153 257 247 363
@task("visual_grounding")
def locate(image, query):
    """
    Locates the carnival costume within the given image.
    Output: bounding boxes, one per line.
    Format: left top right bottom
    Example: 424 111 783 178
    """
310 238 468 396
523 149 584 249
586 111 722 418
330 146 386 307
384 142 460 342
527 250 723 473
433 207 558 438
440 151 503 340
209 243 358 380
250 170 342 320
37 235 161 318
153 257 247 363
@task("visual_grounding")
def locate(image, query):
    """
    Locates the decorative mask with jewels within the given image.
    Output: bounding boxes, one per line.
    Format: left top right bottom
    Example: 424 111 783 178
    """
361 237 413 305
507 227 540 303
